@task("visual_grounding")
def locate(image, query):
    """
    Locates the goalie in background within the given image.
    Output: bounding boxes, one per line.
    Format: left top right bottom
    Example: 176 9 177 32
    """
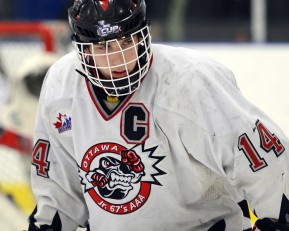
0 53 59 139
0 52 59 230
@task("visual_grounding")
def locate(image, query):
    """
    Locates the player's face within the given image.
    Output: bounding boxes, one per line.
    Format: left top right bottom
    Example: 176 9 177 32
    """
89 35 139 80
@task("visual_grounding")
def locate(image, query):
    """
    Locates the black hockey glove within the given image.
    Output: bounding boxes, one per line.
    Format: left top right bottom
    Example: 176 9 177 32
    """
254 218 289 231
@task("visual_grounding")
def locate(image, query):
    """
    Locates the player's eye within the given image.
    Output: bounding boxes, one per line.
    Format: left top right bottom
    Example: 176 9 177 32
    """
94 44 106 50
122 38 133 46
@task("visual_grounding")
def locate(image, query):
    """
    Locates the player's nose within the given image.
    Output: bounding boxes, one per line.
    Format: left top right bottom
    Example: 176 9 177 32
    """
109 50 126 69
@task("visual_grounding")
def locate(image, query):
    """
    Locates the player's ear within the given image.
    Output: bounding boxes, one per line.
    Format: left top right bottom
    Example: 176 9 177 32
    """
84 46 90 54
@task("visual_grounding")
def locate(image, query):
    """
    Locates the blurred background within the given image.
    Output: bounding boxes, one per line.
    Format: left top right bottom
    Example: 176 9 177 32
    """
1 0 289 42
0 0 288 230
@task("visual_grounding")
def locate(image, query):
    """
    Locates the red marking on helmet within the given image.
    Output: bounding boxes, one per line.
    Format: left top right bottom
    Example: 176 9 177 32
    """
132 0 137 8
99 0 109 11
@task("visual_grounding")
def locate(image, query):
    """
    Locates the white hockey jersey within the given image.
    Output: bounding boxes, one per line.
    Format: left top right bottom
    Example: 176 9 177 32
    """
29 44 289 231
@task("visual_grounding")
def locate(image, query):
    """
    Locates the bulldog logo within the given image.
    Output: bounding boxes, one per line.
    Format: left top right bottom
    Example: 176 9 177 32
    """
78 142 165 215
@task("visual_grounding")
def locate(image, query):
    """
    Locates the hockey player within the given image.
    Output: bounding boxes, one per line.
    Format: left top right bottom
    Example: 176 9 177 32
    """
28 0 289 230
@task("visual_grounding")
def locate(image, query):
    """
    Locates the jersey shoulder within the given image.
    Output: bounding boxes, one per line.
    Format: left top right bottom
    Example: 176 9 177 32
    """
41 51 81 103
45 51 79 86
151 44 254 135
151 43 237 87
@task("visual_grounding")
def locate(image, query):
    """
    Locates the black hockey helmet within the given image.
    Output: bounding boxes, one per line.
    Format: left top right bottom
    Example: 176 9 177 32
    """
68 0 148 43
68 0 152 97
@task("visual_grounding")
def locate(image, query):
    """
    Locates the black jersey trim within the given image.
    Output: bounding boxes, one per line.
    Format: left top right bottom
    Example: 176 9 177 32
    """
85 78 133 121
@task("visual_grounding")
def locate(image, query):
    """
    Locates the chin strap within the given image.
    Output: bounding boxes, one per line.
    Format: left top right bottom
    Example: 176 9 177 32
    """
75 68 88 79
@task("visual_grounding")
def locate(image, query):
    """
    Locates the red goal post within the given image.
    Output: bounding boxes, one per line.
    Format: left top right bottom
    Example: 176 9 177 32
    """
0 21 69 78
0 21 55 52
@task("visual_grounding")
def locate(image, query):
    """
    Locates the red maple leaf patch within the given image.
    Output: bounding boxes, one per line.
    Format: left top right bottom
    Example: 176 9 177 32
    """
53 113 63 129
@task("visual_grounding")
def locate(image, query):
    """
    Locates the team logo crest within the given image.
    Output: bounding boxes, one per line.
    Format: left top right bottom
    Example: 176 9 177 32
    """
78 142 166 214
53 113 72 134
50 108 72 137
